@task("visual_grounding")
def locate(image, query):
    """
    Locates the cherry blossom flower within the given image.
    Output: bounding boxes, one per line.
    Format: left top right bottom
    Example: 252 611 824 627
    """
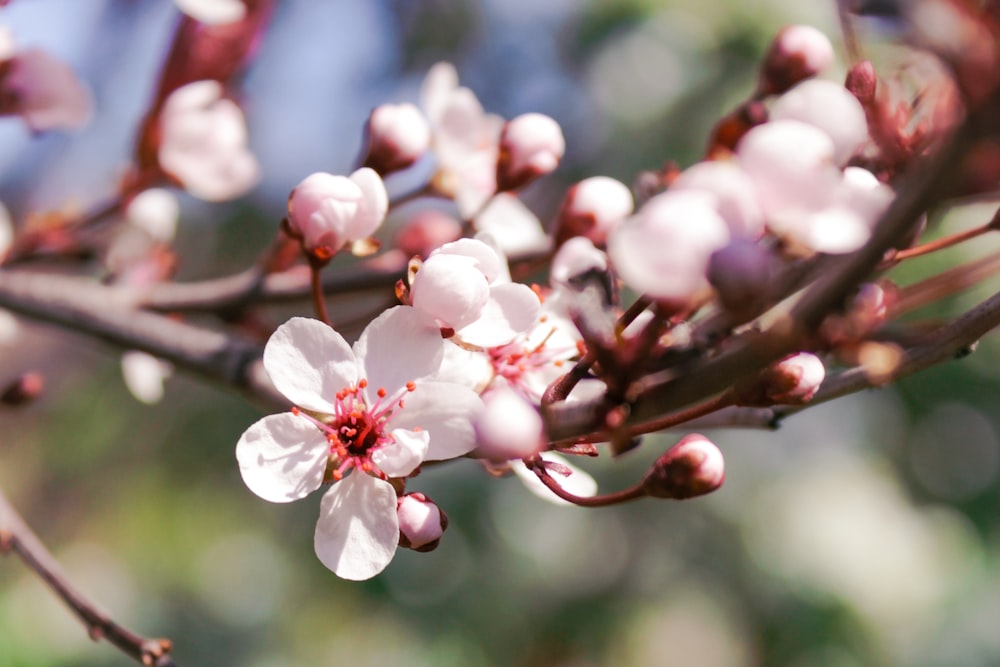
0 31 92 132
157 80 259 201
287 169 388 259
671 160 765 239
608 190 730 303
361 102 431 175
410 238 540 348
236 309 482 579
472 193 550 258
174 0 247 25
420 62 503 217
770 79 870 165
496 112 565 192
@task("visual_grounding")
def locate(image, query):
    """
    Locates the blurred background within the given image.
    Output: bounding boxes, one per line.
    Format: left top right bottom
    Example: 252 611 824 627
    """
3 1 1000 665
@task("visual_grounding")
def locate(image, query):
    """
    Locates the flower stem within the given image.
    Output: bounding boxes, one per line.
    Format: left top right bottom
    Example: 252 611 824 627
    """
309 258 331 326
527 458 646 507
884 218 997 265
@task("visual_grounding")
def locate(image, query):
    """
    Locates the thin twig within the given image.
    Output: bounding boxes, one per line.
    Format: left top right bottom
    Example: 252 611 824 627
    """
0 487 177 667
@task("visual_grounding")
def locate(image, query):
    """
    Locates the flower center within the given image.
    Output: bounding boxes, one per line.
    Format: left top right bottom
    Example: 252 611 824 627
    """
291 378 417 482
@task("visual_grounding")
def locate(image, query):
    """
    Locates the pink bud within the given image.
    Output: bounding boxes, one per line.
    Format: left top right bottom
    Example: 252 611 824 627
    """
496 112 565 192
0 48 92 132
735 351 826 406
475 385 544 461
397 492 448 552
845 60 878 106
760 25 835 95
707 238 774 313
286 168 388 260
1 371 44 406
394 209 461 258
642 434 725 500
554 176 634 246
362 103 431 175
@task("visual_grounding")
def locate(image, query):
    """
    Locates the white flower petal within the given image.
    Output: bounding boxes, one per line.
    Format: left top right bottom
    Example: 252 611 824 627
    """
511 452 598 507
314 474 399 580
474 194 551 259
236 412 329 503
433 237 504 283
121 350 173 404
263 317 357 413
347 167 389 240
456 282 540 348
373 429 430 478
355 306 446 398
389 381 483 461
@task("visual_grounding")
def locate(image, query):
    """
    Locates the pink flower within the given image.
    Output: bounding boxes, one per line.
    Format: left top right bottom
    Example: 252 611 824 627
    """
608 190 730 303
671 160 765 239
157 80 259 201
770 79 869 165
421 62 503 217
410 238 540 348
397 493 447 552
287 169 388 259
496 112 565 192
236 308 483 579
0 42 92 132
362 102 431 175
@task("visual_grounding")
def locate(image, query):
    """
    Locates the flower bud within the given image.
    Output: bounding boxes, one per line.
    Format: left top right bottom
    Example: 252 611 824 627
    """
475 385 544 461
550 236 608 287
707 238 774 314
286 168 388 261
759 25 835 96
642 434 725 500
125 188 179 243
1 371 44 407
394 209 461 258
496 112 565 192
735 352 826 406
397 492 448 552
845 60 878 107
554 176 634 246
361 103 431 175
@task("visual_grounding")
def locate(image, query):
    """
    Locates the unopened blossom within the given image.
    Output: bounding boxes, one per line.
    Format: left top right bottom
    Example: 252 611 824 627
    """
174 0 246 25
125 188 179 243
158 80 259 202
554 176 634 246
608 190 730 304
236 309 482 580
1 371 44 407
671 160 765 239
362 102 431 175
410 238 540 348
475 384 544 461
550 236 608 287
642 434 725 499
735 351 826 406
421 62 503 217
496 113 565 192
760 25 835 95
771 79 869 165
0 42 92 132
287 168 388 260
397 492 447 552
473 193 550 258
708 238 774 313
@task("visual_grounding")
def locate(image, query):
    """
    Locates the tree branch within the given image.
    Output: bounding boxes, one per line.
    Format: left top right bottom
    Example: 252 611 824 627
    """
0 487 177 667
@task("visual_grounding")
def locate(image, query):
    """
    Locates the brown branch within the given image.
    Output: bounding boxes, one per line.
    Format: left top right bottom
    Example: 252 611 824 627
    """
0 487 177 666
0 269 285 411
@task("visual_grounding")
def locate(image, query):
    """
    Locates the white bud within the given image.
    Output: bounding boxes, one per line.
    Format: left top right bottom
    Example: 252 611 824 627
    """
287 168 388 259
497 113 565 191
363 103 431 175
397 493 447 552
555 176 633 245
